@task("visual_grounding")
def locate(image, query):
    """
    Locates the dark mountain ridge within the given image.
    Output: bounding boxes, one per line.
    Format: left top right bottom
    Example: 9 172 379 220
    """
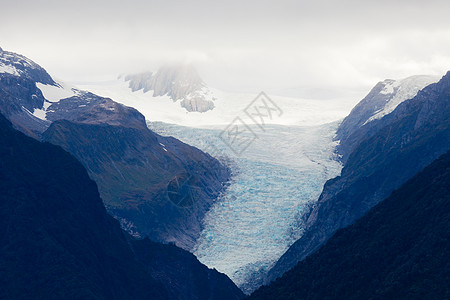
266 71 450 284
43 119 230 248
0 112 244 299
0 47 230 249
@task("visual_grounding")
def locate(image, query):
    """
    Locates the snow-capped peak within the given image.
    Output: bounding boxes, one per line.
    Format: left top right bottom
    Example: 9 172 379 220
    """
0 47 56 85
364 75 439 125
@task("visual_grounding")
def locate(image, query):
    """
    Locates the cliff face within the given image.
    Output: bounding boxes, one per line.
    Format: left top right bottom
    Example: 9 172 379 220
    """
267 72 450 283
43 120 230 250
125 64 216 112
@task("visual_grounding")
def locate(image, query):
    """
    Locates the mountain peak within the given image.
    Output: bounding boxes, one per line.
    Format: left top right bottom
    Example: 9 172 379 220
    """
365 75 439 122
124 63 215 112
334 74 440 161
0 48 55 85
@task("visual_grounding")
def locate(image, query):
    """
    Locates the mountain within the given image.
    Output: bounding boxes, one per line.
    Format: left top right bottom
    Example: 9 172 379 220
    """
0 46 54 84
335 75 439 161
266 72 450 283
0 47 55 136
0 48 231 250
124 63 216 112
0 47 146 136
250 149 450 300
43 120 230 249
0 112 244 299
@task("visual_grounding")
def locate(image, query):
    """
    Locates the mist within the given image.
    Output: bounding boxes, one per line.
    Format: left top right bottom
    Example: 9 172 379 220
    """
2 0 450 97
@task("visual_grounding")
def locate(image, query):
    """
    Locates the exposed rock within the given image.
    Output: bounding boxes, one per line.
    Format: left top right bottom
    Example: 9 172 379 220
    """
125 64 216 112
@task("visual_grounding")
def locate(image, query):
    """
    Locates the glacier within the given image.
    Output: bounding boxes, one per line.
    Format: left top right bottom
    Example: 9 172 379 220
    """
78 75 358 292
149 121 342 292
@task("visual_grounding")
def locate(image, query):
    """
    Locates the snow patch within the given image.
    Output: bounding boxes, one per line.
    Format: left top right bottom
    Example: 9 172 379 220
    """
0 63 19 76
32 81 78 120
32 108 47 120
36 82 76 103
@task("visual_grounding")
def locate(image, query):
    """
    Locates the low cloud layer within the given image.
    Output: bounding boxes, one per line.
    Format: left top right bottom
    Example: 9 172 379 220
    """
2 0 450 98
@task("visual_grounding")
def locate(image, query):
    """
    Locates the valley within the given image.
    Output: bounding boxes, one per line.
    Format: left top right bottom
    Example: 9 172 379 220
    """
0 44 448 299
148 121 342 292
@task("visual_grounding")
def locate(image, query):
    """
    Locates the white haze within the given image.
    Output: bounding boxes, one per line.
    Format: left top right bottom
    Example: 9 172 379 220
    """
1 0 450 98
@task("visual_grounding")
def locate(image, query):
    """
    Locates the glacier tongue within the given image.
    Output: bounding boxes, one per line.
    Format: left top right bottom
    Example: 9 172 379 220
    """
149 122 342 293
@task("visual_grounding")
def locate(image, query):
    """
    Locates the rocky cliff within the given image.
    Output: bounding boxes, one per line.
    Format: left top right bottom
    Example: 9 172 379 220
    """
266 72 450 283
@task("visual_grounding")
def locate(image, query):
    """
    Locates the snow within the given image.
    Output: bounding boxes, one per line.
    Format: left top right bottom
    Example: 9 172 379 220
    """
34 81 78 120
0 63 19 76
36 82 77 103
32 107 47 120
30 100 52 120
76 78 359 128
149 121 342 292
0 51 39 76
365 75 439 124
27 81 78 121
379 80 397 94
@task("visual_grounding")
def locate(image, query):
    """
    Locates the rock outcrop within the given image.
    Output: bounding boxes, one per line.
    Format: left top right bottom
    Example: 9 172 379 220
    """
125 64 216 112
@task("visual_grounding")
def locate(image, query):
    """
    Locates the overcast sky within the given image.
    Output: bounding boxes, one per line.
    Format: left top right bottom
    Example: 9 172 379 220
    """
2 0 450 98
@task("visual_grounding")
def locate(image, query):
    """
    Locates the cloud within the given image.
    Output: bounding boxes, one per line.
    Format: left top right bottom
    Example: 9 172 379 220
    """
1 0 450 97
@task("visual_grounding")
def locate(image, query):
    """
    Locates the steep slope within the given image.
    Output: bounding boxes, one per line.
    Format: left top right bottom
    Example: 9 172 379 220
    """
267 71 450 283
0 46 54 84
0 112 244 299
124 63 216 112
250 150 450 300
335 75 439 161
0 47 231 249
0 50 53 137
43 120 230 249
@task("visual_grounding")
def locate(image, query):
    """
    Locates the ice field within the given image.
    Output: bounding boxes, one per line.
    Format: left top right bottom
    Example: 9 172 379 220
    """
149 121 342 291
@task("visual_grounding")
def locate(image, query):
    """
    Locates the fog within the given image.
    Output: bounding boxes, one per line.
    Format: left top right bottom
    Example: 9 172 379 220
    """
2 0 450 98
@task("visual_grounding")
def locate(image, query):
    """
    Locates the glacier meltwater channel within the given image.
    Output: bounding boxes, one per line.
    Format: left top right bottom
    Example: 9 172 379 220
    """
149 122 342 292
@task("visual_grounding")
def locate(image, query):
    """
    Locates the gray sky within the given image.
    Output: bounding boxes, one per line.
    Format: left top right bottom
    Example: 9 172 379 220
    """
2 0 450 97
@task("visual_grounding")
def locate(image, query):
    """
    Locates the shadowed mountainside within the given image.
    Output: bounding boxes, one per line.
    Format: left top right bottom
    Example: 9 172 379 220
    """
267 71 450 284
0 112 244 300
0 47 231 249
251 150 450 299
